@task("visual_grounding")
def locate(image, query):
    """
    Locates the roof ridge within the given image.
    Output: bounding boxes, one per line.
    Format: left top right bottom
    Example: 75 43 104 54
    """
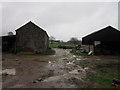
82 25 119 38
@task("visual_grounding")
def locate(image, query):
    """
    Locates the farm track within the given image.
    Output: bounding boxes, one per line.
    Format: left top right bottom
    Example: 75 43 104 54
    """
2 49 120 88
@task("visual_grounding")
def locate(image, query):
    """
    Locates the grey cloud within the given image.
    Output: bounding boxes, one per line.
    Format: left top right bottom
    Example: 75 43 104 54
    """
2 2 118 41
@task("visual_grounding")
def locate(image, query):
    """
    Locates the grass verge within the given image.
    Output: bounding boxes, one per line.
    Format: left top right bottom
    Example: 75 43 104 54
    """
49 42 60 48
38 49 55 55
86 65 119 88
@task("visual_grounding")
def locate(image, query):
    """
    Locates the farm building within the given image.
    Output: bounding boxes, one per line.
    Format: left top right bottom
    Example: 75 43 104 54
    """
82 26 120 55
1 21 49 53
1 35 16 52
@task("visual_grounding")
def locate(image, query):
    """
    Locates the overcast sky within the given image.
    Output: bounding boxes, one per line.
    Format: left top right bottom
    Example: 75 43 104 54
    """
2 2 118 41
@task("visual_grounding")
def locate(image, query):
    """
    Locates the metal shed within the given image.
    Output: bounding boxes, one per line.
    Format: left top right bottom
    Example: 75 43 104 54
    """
82 26 120 55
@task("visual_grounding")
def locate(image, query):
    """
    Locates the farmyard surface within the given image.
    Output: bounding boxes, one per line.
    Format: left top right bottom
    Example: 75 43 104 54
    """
2 49 120 88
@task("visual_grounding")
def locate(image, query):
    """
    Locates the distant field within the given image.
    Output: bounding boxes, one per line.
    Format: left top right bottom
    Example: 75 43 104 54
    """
49 42 60 48
49 42 75 48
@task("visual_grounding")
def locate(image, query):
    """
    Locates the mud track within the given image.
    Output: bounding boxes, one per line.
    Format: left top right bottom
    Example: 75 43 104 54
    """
2 48 120 88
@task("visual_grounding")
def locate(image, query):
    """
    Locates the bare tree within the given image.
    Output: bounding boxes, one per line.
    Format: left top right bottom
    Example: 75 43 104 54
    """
7 32 13 36
69 37 79 45
49 36 55 44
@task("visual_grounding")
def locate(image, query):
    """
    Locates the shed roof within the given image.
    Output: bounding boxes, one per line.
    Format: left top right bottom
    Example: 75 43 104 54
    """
82 26 120 45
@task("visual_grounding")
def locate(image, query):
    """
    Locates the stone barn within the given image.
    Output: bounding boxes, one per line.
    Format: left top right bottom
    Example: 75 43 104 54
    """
1 35 16 52
1 21 49 53
82 26 120 55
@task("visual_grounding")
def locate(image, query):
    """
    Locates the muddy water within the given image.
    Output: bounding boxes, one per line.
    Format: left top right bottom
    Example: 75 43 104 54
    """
2 49 88 88
53 48 71 56
40 49 87 88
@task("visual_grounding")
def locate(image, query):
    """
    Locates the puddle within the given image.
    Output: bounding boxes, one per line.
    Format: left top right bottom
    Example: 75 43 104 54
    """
48 61 52 64
43 75 61 82
76 58 81 61
66 61 74 65
69 70 79 74
2 68 16 75
44 49 88 86
84 67 89 70
73 55 76 58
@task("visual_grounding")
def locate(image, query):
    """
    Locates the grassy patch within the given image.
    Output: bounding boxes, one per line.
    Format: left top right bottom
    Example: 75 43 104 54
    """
49 42 60 48
38 49 55 55
70 49 89 56
63 44 75 47
49 42 75 48
87 67 119 88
